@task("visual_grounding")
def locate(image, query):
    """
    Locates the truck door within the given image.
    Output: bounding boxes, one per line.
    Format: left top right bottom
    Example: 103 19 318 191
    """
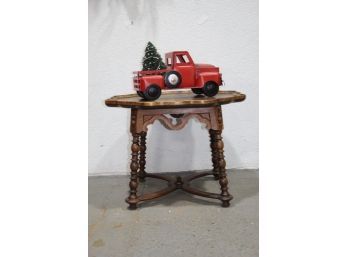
173 53 195 88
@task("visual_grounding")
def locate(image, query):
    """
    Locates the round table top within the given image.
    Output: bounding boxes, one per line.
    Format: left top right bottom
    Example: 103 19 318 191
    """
105 90 246 109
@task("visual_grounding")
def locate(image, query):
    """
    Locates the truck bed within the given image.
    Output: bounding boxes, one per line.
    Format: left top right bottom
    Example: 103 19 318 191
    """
133 69 168 77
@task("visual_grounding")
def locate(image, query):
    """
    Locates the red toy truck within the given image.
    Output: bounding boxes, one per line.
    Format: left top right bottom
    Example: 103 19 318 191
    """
133 51 223 100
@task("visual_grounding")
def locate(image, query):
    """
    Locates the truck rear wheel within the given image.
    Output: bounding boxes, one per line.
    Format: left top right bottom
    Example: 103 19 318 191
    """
143 84 161 101
164 71 182 88
191 88 204 95
203 81 219 97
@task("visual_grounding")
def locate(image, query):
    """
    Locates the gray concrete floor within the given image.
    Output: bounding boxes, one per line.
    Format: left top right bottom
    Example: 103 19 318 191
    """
89 169 258 257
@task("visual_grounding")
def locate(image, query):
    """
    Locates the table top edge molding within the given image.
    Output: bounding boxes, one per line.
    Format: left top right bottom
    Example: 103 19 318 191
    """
105 90 246 109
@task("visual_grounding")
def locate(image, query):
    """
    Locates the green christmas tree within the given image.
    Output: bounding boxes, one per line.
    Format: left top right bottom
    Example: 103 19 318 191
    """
142 42 167 71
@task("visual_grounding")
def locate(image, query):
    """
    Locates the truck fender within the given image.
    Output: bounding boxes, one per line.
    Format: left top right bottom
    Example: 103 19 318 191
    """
196 72 221 87
141 75 165 91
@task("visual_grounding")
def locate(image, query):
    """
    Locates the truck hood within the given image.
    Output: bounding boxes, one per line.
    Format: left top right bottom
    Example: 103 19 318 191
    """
195 63 219 72
195 64 215 68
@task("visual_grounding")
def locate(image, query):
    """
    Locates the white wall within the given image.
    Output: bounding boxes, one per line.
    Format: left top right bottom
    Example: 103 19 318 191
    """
89 0 258 175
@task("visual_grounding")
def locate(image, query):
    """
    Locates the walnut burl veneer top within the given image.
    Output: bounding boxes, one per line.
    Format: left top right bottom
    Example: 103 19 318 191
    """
105 90 246 109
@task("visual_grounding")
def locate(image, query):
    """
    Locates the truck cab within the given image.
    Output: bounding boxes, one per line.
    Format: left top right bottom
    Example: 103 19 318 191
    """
165 51 195 87
134 51 223 100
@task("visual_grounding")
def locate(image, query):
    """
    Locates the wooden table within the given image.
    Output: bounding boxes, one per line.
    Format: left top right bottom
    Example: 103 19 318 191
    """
105 90 246 209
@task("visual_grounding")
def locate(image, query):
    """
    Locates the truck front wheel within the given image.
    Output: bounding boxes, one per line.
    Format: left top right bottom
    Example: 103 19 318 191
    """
203 81 219 97
143 84 162 101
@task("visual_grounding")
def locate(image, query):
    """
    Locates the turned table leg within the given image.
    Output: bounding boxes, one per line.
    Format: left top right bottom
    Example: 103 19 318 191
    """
126 133 140 210
209 129 220 180
138 132 147 182
214 130 233 207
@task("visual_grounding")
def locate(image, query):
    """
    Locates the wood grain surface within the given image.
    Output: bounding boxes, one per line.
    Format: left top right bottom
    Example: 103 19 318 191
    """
105 90 246 109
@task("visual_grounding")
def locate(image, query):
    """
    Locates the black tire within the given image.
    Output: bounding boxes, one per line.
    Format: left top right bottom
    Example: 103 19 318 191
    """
164 71 182 88
136 91 144 98
203 81 219 97
191 88 204 95
143 84 161 101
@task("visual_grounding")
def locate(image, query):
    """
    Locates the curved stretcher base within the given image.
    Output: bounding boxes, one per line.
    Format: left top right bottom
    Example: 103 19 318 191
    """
125 171 233 209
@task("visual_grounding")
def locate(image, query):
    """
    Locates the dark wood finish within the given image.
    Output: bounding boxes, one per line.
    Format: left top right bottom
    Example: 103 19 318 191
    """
214 129 233 207
125 133 140 210
182 171 231 201
106 91 245 209
138 132 147 182
138 173 177 201
210 129 220 180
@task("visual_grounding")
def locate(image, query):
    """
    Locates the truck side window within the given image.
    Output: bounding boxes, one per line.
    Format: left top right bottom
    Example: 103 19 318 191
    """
175 56 181 64
182 55 190 63
176 54 191 64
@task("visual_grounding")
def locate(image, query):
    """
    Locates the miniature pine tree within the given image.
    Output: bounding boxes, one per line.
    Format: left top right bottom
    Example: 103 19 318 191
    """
142 42 167 71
